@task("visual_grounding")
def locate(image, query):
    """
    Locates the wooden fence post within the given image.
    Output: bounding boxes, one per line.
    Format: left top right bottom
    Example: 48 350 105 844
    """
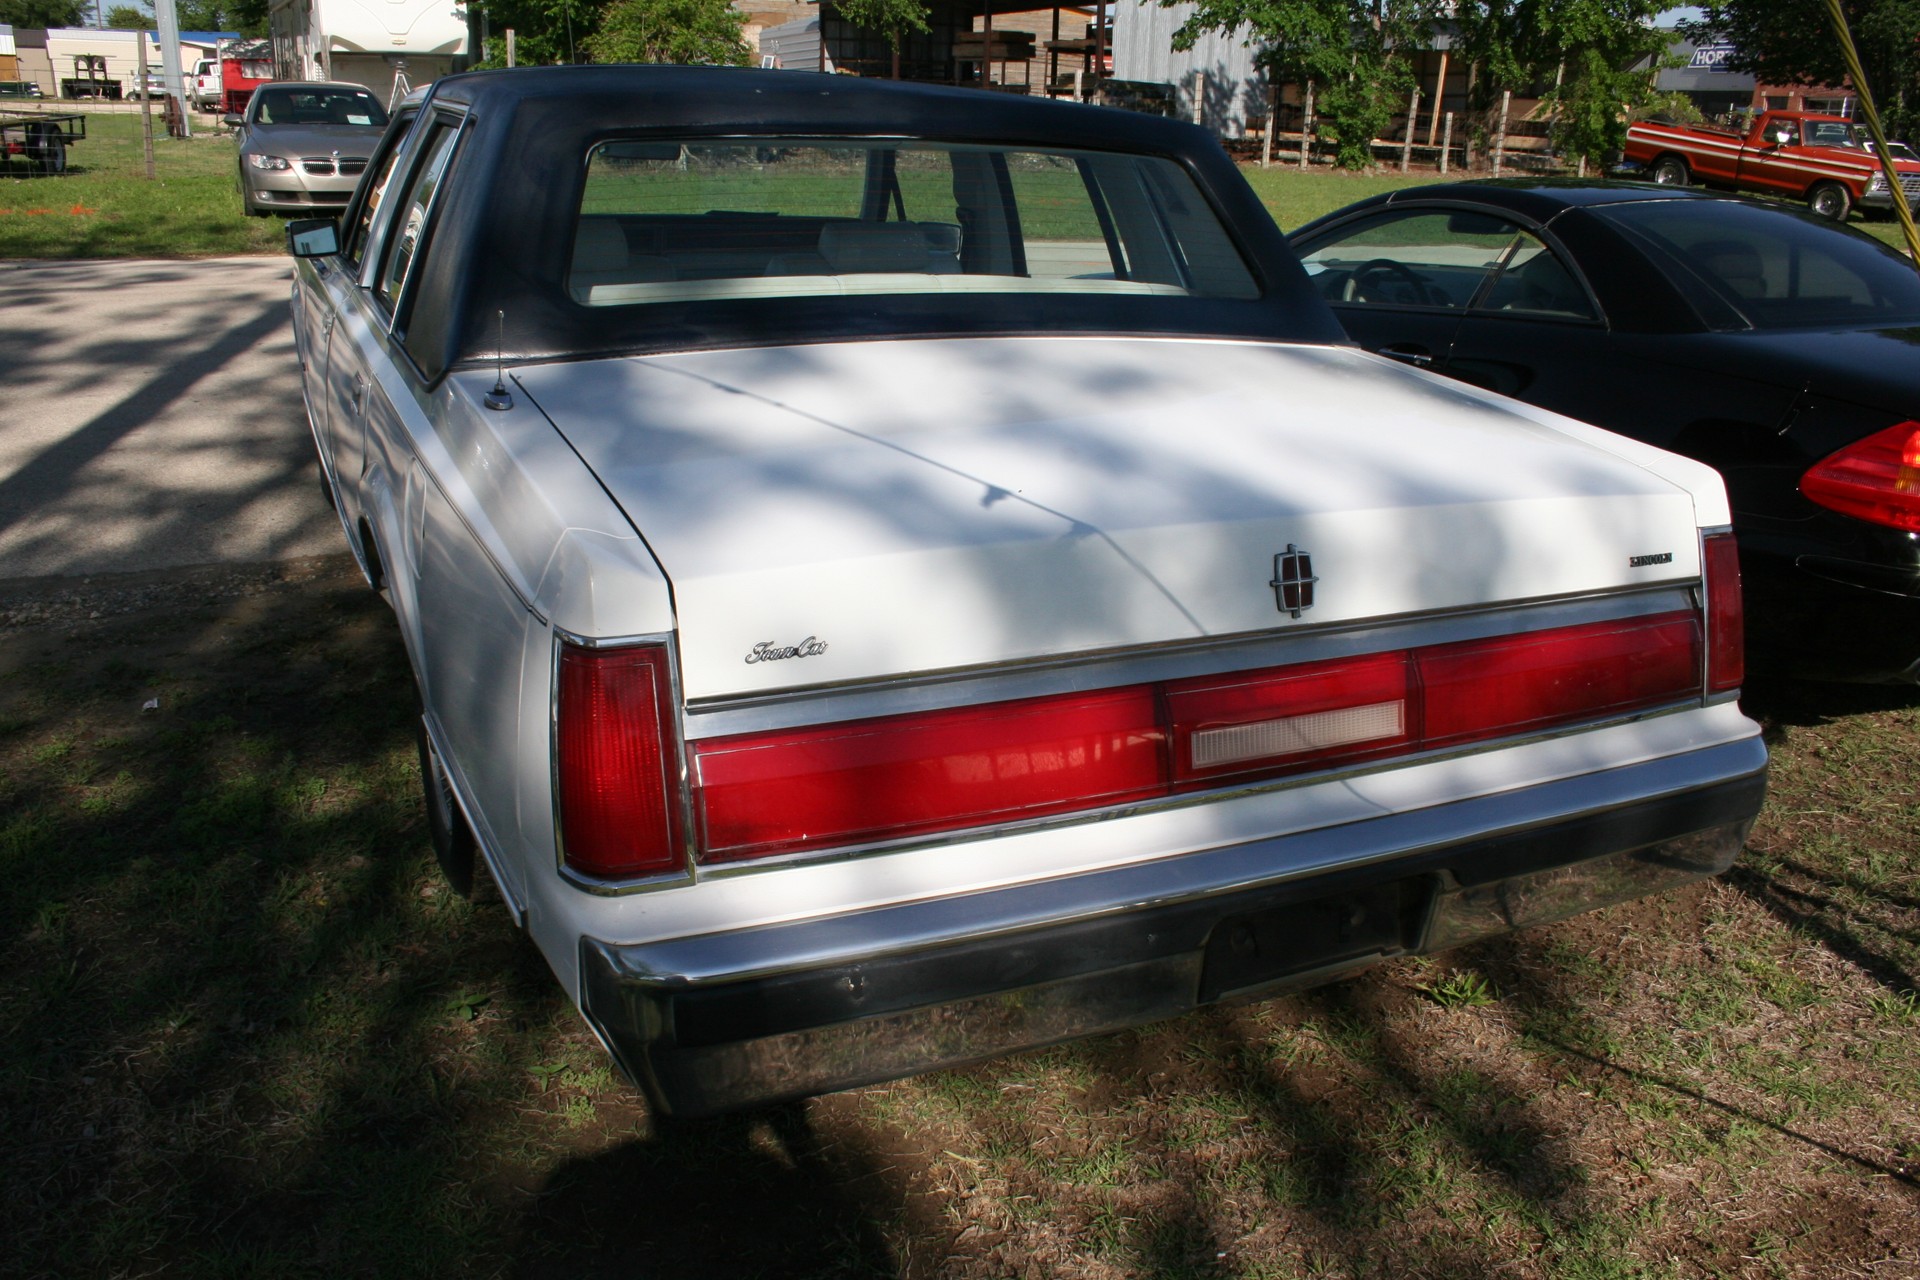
1299 79 1314 169
1492 89 1510 177
1401 87 1419 171
1261 81 1275 167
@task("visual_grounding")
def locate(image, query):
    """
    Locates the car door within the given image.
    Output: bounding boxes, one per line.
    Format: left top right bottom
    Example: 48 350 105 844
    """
1294 208 1514 375
1298 206 1608 392
1435 230 1609 405
317 109 425 555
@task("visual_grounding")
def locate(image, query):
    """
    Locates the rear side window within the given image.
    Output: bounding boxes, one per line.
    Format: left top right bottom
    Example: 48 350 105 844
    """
1597 200 1920 329
567 138 1260 307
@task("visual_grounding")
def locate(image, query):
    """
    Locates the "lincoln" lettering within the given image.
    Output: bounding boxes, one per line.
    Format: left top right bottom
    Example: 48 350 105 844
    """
745 636 829 664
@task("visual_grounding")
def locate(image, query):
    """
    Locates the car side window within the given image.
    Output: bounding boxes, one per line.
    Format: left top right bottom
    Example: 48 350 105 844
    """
1474 237 1598 321
1297 210 1515 309
344 111 416 271
375 121 459 318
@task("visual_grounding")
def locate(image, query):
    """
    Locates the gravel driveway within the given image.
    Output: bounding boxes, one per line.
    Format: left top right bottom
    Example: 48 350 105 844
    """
0 256 343 596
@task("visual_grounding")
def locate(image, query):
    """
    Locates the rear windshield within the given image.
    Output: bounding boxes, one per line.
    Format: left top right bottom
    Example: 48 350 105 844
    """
568 139 1261 307
1593 200 1920 329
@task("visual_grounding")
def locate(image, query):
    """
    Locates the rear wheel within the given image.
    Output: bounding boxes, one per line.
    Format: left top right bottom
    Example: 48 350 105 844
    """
1808 182 1851 221
1649 155 1688 186
416 711 477 898
28 122 67 175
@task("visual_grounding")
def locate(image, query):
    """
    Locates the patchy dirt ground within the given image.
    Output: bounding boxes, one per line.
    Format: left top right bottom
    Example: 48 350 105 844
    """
2 561 1917 1279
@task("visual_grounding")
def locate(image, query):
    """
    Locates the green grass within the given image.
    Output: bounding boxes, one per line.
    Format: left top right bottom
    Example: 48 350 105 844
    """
0 107 281 257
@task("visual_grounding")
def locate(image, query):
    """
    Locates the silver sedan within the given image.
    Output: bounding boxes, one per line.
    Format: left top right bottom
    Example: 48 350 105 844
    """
228 81 388 217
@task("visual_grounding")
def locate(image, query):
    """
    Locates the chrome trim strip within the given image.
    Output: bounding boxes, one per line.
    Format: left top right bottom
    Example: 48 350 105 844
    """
683 585 1698 738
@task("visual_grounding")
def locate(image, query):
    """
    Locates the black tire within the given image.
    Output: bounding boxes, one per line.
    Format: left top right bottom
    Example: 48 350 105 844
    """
28 122 67 175
1649 155 1688 187
416 712 477 898
1809 181 1852 221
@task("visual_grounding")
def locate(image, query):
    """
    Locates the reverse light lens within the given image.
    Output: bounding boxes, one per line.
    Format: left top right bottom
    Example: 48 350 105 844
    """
692 612 1705 864
1800 420 1920 532
556 643 684 880
1704 533 1745 693
1166 652 1412 784
247 153 291 170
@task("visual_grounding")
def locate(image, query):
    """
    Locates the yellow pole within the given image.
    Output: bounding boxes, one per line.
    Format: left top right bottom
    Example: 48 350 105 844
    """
1823 0 1920 267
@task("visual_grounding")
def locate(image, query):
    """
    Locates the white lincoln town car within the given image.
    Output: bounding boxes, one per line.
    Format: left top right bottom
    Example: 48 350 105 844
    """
284 65 1766 1117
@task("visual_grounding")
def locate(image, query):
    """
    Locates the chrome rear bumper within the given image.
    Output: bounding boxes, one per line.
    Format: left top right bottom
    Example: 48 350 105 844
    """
581 736 1766 1117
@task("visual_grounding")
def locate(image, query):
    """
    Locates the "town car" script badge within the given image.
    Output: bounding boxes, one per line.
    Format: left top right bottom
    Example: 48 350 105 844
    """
745 636 829 664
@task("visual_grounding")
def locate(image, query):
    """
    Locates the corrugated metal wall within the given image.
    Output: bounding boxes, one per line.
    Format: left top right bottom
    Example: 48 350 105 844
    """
1110 0 1266 138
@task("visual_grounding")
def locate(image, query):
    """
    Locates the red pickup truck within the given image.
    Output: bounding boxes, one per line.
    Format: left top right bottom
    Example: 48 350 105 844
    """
1624 110 1920 221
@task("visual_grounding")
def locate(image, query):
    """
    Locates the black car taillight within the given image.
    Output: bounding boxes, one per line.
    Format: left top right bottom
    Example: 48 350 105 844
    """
1800 420 1920 533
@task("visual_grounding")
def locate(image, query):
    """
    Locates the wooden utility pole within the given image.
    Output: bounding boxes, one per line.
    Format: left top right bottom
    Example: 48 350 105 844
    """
1440 112 1453 175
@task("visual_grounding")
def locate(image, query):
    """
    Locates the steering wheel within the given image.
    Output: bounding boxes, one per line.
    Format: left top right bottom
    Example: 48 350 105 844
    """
1342 257 1439 306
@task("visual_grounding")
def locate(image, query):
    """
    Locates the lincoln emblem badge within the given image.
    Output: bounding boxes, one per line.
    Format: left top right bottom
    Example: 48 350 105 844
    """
1270 545 1317 618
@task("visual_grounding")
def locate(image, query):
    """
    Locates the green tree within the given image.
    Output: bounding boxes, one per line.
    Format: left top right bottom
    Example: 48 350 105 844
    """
0 0 86 25
1453 0 1675 166
833 0 931 77
1688 0 1920 138
584 0 749 64
174 0 269 35
1172 0 1441 168
105 3 155 27
469 0 593 66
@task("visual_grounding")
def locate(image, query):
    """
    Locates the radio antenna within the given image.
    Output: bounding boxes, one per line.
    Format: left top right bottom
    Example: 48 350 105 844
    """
485 310 514 411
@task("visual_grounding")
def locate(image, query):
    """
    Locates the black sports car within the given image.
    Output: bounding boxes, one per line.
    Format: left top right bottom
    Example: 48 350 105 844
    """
1290 181 1920 683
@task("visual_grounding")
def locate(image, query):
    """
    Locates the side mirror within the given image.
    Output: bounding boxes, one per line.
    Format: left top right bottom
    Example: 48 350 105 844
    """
222 112 242 128
286 217 341 258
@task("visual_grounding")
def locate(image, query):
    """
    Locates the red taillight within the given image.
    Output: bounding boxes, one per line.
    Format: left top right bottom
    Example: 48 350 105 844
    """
1704 532 1744 694
696 688 1166 863
1422 613 1702 748
556 643 684 880
692 611 1705 864
1800 420 1920 532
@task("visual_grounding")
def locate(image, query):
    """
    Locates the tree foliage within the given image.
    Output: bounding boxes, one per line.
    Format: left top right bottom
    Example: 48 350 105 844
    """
1687 0 1920 138
1452 0 1675 165
1171 0 1440 168
833 0 931 54
105 4 154 27
0 0 87 26
583 0 749 65
1173 0 1674 168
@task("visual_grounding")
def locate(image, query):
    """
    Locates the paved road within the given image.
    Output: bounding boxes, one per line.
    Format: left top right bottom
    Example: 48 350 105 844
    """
0 256 342 585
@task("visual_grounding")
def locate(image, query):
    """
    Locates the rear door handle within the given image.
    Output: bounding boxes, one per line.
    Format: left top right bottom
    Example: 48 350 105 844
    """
1379 344 1434 368
351 375 367 415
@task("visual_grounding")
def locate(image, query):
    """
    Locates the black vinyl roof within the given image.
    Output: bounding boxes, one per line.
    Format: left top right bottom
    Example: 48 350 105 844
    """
387 65 1342 382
